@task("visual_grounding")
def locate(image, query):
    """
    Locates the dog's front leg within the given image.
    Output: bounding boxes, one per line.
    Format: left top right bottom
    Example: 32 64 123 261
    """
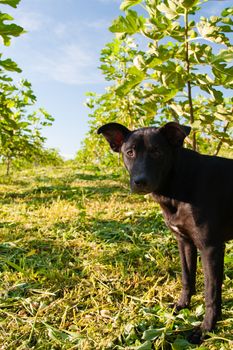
201 245 224 328
175 237 197 311
189 244 224 344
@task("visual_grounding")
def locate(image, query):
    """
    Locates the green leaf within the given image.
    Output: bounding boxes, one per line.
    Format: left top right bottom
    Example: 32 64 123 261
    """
109 10 145 34
0 22 24 37
115 66 145 96
211 49 233 64
1 115 18 129
0 58 22 72
199 84 223 103
120 0 142 11
18 122 30 128
0 74 13 82
197 18 230 45
134 54 146 70
221 7 233 17
147 57 164 68
163 88 180 102
171 338 191 350
0 12 24 45
142 328 164 341
136 341 152 350
0 0 21 8
0 12 14 21
157 3 178 20
212 63 233 87
170 103 184 116
180 0 200 9
5 99 15 108
195 304 205 317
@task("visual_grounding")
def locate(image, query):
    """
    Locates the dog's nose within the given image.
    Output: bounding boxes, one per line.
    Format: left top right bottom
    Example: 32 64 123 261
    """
134 176 147 187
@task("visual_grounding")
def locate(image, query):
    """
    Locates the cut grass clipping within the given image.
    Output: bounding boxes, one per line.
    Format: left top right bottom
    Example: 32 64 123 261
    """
0 165 232 349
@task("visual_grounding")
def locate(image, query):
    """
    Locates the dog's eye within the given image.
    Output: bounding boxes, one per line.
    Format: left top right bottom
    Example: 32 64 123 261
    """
127 149 134 157
150 147 160 156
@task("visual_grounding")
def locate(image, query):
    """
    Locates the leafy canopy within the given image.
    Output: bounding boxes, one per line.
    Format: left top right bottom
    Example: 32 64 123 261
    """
78 0 233 167
0 0 54 174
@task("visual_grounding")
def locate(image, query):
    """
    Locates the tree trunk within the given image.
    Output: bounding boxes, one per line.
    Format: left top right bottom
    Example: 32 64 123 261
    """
6 157 11 176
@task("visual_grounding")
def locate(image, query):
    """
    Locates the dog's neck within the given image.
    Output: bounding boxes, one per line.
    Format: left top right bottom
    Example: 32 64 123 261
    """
153 147 201 204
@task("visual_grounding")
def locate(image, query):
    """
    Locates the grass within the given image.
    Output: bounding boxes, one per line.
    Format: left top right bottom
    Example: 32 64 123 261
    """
0 164 232 350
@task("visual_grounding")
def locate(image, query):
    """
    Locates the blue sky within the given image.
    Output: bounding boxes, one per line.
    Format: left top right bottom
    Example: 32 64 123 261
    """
2 0 232 158
2 0 122 158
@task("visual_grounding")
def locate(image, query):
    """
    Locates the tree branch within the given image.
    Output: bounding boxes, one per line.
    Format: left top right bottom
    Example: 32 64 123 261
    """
185 9 196 151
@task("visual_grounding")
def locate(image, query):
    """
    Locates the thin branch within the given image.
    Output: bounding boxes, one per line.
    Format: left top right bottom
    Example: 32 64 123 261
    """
214 121 230 156
184 8 196 151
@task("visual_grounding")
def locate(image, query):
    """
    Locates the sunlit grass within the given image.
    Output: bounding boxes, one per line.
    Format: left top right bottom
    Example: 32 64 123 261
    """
0 164 232 349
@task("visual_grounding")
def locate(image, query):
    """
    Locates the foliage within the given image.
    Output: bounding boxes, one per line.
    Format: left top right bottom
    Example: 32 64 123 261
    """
77 38 160 169
6 147 64 170
0 0 23 72
0 78 54 174
78 0 233 167
0 164 232 348
0 0 54 174
34 147 64 166
0 0 23 46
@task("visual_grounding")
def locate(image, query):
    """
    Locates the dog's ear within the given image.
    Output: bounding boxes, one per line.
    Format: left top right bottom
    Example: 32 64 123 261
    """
97 123 131 152
160 122 191 147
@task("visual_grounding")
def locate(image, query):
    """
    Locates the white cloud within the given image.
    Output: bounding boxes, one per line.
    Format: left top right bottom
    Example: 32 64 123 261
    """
9 8 111 86
52 18 110 41
34 43 104 85
53 23 67 38
16 11 46 31
84 19 110 30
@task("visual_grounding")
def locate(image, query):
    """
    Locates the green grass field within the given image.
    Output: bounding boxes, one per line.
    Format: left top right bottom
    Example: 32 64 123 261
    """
0 164 232 350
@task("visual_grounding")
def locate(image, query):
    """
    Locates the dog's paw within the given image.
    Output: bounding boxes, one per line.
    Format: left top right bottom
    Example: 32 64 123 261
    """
187 328 210 344
170 302 189 315
187 328 203 344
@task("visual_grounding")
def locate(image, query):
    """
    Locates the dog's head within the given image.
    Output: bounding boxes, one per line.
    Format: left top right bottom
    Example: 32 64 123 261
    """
98 122 191 194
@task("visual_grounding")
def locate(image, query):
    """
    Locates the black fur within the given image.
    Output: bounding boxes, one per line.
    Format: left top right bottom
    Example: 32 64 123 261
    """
98 122 233 343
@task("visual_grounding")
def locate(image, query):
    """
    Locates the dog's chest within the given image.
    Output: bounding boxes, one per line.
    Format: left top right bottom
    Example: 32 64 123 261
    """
152 193 195 239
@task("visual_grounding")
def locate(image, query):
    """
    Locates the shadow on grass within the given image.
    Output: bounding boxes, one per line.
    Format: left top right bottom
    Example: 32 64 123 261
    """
0 178 31 186
89 219 136 243
1 172 233 349
0 222 20 229
1 183 128 206
34 175 55 183
1 215 232 349
0 238 83 295
60 172 121 183
0 210 165 287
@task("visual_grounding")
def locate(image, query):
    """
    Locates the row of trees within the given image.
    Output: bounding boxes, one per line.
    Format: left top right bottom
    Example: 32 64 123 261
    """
77 0 233 169
0 0 59 175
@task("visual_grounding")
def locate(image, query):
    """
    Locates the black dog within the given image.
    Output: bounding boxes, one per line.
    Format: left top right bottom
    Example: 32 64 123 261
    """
98 122 233 344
